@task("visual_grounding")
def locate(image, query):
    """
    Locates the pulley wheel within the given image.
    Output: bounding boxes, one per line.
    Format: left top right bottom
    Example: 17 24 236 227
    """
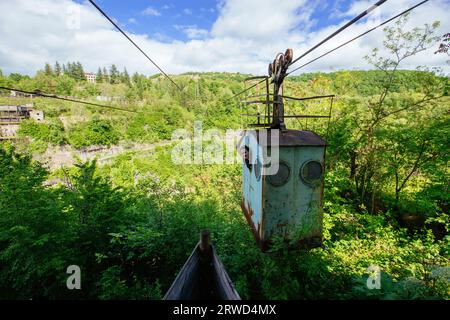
284 48 293 64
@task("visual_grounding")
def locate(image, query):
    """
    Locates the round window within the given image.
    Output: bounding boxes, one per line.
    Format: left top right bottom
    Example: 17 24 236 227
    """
254 157 262 181
300 160 323 186
268 161 290 187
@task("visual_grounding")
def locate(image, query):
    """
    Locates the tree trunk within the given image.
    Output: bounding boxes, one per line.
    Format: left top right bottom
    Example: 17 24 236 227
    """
350 151 357 180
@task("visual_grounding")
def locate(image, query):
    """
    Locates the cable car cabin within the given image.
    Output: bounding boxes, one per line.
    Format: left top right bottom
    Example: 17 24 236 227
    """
238 48 333 251
241 129 326 250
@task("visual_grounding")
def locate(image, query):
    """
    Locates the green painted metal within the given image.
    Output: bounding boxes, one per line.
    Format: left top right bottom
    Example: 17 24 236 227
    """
241 130 326 249
262 146 325 242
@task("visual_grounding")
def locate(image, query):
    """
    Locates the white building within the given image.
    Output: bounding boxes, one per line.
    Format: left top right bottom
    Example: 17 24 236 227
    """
29 109 44 122
85 72 96 84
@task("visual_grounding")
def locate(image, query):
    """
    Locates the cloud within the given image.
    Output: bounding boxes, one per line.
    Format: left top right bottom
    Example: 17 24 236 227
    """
183 8 192 15
153 32 172 42
0 0 449 77
128 18 137 24
174 25 209 39
200 7 215 13
142 6 161 16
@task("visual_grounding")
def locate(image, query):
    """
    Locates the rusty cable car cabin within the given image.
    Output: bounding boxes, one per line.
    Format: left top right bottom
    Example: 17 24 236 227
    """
238 49 334 250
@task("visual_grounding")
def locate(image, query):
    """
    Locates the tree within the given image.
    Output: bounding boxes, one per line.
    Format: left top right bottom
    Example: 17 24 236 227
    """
132 72 139 84
109 64 120 84
54 61 62 76
0 146 72 299
96 67 103 83
55 74 75 96
344 15 446 209
435 32 450 65
44 63 53 76
102 67 109 83
66 62 73 77
75 62 85 82
121 67 130 85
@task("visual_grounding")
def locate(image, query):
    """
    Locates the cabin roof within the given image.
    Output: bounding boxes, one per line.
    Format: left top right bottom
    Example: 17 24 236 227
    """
255 129 326 147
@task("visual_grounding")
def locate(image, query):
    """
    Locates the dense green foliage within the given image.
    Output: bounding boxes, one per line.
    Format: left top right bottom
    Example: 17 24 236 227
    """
0 19 448 299
67 119 120 149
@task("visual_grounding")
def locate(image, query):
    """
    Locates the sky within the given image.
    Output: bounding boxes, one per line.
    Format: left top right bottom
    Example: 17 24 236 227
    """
0 0 449 76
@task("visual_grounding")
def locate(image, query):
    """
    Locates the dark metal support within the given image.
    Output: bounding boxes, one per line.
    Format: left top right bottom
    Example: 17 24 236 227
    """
198 230 214 299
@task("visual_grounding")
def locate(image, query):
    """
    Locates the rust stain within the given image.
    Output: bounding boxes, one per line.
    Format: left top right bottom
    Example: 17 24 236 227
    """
241 200 269 251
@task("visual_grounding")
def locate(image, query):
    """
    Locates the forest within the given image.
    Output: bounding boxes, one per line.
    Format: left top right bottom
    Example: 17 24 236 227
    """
0 18 449 299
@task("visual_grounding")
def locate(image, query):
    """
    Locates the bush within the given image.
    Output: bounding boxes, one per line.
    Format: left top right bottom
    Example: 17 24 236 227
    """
68 119 119 148
18 119 66 146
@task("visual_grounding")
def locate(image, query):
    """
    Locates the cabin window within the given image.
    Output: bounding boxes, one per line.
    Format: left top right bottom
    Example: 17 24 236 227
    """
268 161 290 187
300 160 323 186
254 157 262 181
242 145 252 171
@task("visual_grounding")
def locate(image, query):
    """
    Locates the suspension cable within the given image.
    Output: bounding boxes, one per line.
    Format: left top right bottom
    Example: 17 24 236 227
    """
0 86 137 113
88 0 181 91
287 0 429 76
289 0 388 67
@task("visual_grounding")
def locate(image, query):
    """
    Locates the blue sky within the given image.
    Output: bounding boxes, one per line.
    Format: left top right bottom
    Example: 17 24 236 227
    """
84 0 221 42
1 0 449 75
76 0 358 42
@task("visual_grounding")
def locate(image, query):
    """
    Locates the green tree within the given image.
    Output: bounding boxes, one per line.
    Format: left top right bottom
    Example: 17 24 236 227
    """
44 63 53 76
54 61 62 76
9 73 24 82
121 67 130 85
0 146 72 298
109 64 120 84
74 62 85 82
55 74 75 95
96 67 103 83
65 62 73 77
346 16 445 208
68 119 120 148
102 67 109 83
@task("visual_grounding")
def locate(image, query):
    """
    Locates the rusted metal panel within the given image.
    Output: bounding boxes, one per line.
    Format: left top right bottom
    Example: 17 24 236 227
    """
263 146 325 243
256 129 326 147
241 132 264 238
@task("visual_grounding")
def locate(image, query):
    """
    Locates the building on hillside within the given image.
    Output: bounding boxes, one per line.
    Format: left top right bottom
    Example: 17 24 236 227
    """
0 105 30 124
9 90 37 98
85 72 96 83
96 96 125 102
0 124 19 139
29 109 44 122
0 104 44 139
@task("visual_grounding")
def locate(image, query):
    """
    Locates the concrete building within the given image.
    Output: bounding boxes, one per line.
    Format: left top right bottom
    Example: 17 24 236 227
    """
29 109 44 122
0 124 19 139
0 104 44 139
10 90 36 98
85 72 96 84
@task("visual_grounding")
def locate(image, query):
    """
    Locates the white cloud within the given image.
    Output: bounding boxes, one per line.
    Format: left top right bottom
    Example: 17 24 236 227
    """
128 18 137 24
174 25 209 39
183 8 192 15
153 32 172 42
200 7 215 13
142 6 161 16
0 0 448 77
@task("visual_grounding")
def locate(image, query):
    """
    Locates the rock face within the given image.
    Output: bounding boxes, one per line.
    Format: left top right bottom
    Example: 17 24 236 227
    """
33 141 172 170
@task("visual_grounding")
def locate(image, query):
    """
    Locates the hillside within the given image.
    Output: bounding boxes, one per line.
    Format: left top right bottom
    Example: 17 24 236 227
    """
0 65 449 299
